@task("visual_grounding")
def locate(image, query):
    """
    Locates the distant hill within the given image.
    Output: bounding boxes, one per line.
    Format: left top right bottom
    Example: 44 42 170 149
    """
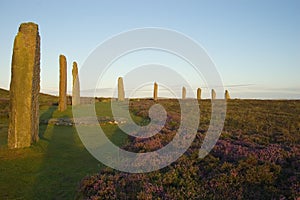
0 88 58 102
39 92 59 106
0 88 58 117
0 88 9 99
0 89 9 117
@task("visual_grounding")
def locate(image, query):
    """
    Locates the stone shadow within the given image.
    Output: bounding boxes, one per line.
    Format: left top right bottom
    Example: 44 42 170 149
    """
31 115 101 199
39 105 56 141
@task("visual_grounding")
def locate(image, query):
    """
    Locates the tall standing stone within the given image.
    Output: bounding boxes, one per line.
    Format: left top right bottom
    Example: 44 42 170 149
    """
197 88 202 100
72 61 80 105
211 89 216 100
8 22 40 149
182 86 186 99
118 77 125 101
225 90 230 100
59 55 67 111
153 82 158 101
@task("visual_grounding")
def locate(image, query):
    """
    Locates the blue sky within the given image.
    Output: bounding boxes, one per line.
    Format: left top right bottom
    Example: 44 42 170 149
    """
0 0 299 99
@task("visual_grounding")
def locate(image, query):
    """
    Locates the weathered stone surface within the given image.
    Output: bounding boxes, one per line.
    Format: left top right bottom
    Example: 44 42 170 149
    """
8 22 40 149
153 82 158 101
118 77 125 101
182 86 186 99
72 61 80 105
211 89 216 100
197 88 202 100
225 90 230 100
59 54 67 111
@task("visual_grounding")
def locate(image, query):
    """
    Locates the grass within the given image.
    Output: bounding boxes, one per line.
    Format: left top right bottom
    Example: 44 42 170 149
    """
0 90 129 199
0 124 100 199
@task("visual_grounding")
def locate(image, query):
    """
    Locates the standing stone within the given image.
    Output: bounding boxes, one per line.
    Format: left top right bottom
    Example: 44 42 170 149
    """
197 88 202 100
72 61 80 105
211 89 216 100
182 86 186 99
118 77 125 101
8 22 40 149
59 55 67 111
153 82 158 101
225 90 230 100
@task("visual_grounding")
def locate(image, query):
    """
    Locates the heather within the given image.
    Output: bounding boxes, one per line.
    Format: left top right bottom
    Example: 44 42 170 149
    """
77 99 300 199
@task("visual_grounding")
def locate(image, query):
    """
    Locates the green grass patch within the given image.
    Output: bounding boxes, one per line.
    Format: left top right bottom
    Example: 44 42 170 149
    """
0 102 129 199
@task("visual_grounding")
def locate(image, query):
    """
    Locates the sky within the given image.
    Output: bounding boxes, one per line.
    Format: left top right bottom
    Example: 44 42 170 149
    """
0 0 299 99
